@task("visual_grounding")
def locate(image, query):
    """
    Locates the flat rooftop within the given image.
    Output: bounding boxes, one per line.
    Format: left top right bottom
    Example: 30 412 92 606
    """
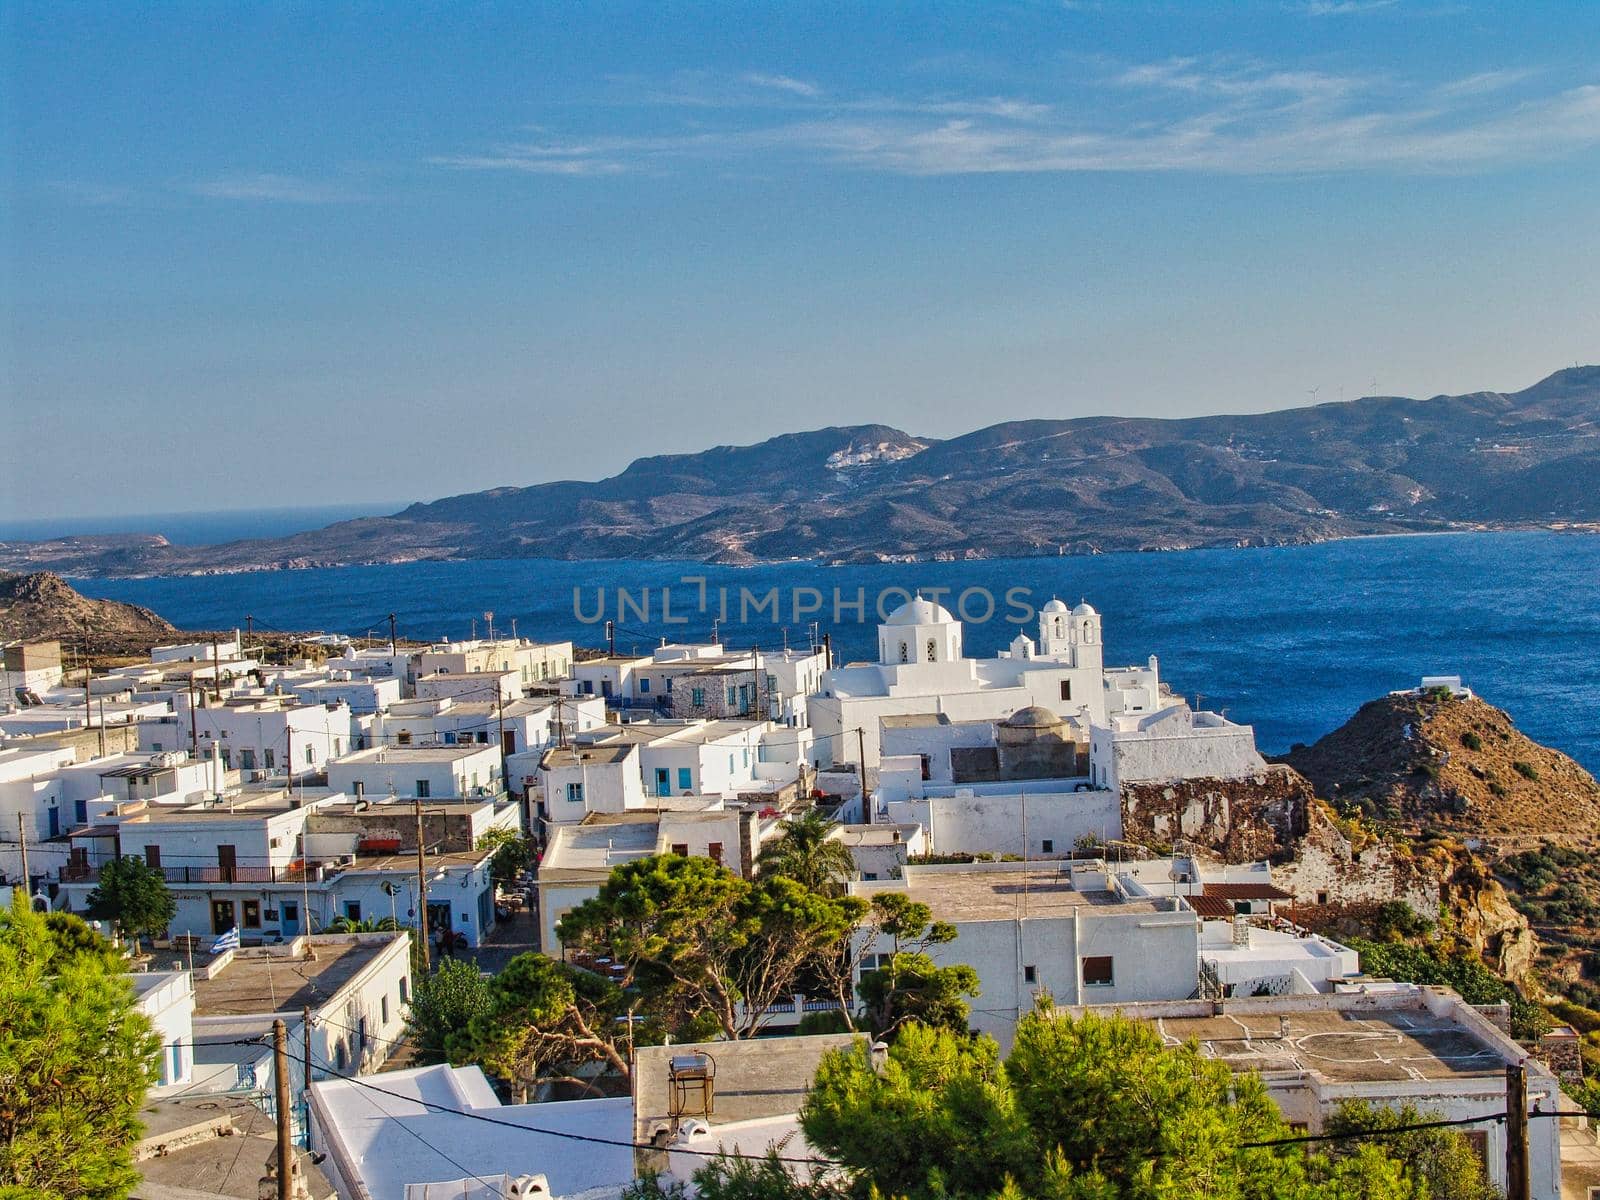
193 936 403 1016
882 865 1167 920
333 745 492 764
633 1034 858 1142
1151 1006 1506 1083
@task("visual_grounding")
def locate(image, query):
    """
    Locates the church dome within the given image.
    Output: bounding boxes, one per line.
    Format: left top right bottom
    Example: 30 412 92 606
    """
1004 705 1062 729
1072 600 1099 617
883 596 955 626
1040 598 1070 614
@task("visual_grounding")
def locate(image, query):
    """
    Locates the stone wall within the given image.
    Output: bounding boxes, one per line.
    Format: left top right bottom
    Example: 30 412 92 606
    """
1118 763 1311 863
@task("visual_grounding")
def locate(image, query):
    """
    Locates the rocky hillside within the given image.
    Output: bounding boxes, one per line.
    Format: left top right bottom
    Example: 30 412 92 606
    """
0 571 177 656
3 366 1598 576
1280 689 1600 841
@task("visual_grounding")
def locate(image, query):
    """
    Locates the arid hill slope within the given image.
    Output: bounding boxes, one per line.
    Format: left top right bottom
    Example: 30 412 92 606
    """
0 571 177 656
1279 690 1600 842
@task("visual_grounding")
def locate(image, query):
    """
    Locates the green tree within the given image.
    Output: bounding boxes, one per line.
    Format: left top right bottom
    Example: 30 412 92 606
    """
1 901 160 1199
459 953 636 1094
1322 1101 1495 1200
846 892 978 1037
405 956 494 1063
557 854 866 1039
757 810 857 897
477 827 533 891
86 856 177 945
800 1006 1426 1200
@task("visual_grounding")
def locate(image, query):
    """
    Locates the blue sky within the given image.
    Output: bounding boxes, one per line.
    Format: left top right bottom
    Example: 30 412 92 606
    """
5 2 1599 524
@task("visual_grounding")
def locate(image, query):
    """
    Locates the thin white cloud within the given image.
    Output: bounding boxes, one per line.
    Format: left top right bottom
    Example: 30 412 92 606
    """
437 64 1600 180
191 173 358 203
741 72 821 98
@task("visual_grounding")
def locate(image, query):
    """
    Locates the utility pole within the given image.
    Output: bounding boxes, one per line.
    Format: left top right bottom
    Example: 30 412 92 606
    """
17 814 29 891
821 632 833 672
97 698 107 757
272 1018 293 1200
1505 1061 1529 1200
212 639 223 701
189 677 200 750
496 692 508 790
84 662 92 740
302 1006 313 1094
387 613 397 655
414 798 431 971
246 615 254 644
605 620 615 658
856 726 869 821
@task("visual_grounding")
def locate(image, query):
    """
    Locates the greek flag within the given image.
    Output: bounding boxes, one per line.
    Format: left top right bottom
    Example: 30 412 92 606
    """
210 926 240 954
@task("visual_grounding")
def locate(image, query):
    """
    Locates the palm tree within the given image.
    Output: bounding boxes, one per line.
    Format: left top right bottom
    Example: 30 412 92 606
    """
756 809 857 896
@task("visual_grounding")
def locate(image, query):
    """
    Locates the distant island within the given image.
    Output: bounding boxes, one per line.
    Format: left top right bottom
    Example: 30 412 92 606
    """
5 365 1598 578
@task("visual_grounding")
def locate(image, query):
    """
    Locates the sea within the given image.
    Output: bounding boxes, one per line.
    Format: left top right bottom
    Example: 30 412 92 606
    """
65 530 1600 773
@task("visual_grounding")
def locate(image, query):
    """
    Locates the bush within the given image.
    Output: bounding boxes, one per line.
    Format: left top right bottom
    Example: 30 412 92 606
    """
1489 781 1509 798
1460 731 1483 752
1514 760 1540 781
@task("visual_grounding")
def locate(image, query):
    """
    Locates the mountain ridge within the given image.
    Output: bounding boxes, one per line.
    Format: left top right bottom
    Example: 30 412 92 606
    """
5 366 1598 577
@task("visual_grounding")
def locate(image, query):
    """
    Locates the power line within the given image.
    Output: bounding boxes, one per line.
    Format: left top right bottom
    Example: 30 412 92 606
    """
1236 1112 1504 1149
308 1058 840 1166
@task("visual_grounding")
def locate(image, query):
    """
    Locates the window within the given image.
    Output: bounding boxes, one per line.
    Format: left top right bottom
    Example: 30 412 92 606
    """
1316 890 1329 906
397 730 413 746
241 749 256 770
727 685 738 706
1041 839 1054 854
864 872 879 881
1023 964 1037 984
220 749 232 769
381 995 390 1024
335 1042 347 1071
334 738 342 756
1059 680 1072 701
640 678 650 694
671 843 689 857
242 900 261 928
144 845 161 868
151 742 162 752
264 749 275 769
898 641 908 663
677 767 693 791
691 688 705 707
926 639 936 662
344 901 362 921
566 782 584 803
707 842 723 865
1081 956 1114 987
399 977 409 1004
305 744 314 765
415 779 430 798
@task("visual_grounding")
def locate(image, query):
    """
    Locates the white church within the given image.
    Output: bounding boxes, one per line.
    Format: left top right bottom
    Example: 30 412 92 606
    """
808 595 1169 768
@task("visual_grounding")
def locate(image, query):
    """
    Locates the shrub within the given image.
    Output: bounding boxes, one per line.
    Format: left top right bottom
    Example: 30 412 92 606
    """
1489 781 1509 798
1460 731 1483 752
1514 761 1540 781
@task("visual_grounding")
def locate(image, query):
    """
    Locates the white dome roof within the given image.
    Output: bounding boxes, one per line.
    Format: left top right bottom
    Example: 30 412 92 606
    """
884 596 955 626
1072 600 1099 617
1040 598 1070 614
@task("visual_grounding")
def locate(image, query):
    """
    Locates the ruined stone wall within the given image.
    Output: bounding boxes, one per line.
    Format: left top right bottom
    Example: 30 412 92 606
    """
1118 763 1310 863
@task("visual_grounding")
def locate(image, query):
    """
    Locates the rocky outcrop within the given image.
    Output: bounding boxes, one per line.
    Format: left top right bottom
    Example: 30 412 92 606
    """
0 571 177 656
1119 764 1311 863
1278 690 1600 840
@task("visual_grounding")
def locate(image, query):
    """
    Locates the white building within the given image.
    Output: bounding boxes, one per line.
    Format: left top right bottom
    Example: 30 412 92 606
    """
536 809 763 954
150 696 353 779
327 744 504 801
415 637 574 690
1067 986 1560 1200
811 597 1170 769
1088 705 1267 794
309 1063 635 1200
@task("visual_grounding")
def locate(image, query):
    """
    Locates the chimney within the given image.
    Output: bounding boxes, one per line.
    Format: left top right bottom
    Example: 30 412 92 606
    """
1232 911 1250 948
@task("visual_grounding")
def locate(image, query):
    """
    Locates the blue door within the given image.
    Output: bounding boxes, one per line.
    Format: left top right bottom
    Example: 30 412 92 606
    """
654 768 671 797
280 901 301 936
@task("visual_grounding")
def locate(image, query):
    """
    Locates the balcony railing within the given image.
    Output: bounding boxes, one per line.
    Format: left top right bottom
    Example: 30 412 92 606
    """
62 862 300 885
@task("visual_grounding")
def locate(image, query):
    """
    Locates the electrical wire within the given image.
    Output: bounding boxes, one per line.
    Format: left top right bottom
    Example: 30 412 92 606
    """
308 1056 841 1166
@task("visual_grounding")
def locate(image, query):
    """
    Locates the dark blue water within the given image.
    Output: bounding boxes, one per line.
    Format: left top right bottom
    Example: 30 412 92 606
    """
0 504 402 546
69 531 1600 770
